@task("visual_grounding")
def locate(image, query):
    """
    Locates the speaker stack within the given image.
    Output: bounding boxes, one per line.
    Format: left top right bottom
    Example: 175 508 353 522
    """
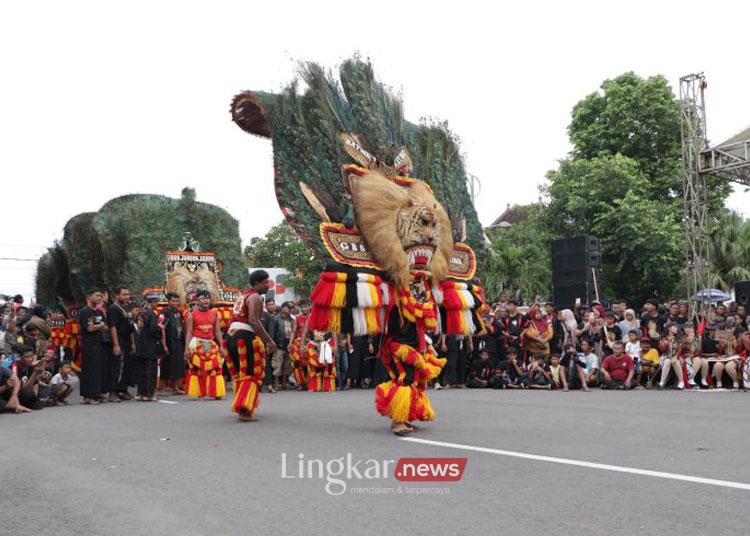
551 235 602 308
735 281 750 306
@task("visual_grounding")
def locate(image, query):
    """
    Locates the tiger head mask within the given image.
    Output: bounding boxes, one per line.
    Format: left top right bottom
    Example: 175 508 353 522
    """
349 169 453 287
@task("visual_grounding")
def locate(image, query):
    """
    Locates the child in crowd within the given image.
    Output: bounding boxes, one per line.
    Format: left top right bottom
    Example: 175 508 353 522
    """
49 361 77 405
625 330 641 362
548 353 568 391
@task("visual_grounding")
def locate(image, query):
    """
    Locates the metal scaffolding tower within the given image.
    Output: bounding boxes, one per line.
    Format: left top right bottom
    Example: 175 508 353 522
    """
679 74 710 316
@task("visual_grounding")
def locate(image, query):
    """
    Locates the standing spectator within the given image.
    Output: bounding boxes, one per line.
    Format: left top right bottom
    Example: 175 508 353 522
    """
78 288 109 405
108 285 136 402
523 306 553 361
618 309 641 340
599 312 622 357
270 301 295 391
641 299 665 347
336 332 352 390
601 341 636 390
557 309 578 351
261 298 277 393
158 292 185 395
502 300 527 356
136 296 162 401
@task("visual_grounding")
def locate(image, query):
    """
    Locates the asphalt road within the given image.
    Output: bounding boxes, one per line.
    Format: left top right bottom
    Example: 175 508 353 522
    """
4 387 749 536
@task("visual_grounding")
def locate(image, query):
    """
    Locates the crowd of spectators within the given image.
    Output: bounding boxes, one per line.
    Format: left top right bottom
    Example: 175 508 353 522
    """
3 289 750 416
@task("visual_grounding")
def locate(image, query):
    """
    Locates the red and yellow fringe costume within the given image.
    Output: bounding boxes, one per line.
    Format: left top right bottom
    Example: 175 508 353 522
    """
289 337 308 388
307 340 336 392
226 336 266 416
184 339 226 399
374 340 446 422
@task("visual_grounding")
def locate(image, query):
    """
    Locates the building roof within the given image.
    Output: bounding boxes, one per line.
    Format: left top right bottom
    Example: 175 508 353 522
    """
488 204 530 229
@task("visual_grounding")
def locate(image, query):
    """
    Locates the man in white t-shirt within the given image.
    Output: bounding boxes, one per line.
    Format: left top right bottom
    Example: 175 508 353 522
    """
578 339 600 387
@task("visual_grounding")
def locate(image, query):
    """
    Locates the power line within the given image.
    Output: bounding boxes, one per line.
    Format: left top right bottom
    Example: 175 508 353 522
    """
0 257 37 262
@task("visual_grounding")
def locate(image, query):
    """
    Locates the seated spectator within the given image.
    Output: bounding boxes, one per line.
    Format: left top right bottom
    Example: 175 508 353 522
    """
468 350 495 388
578 339 600 388
494 347 528 389
601 341 636 390
684 322 708 388
49 361 77 405
561 343 589 391
11 346 47 409
548 353 568 391
712 337 740 391
0 365 31 414
658 322 686 390
527 352 551 389
638 338 660 387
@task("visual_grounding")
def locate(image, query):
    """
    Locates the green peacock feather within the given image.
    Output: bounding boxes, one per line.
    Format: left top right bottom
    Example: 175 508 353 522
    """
231 56 483 259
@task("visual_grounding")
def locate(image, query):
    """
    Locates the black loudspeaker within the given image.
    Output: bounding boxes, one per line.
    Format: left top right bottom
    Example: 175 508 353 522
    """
552 235 603 308
735 281 750 306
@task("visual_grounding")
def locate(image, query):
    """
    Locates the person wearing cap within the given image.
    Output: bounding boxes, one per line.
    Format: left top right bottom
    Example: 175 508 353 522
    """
183 290 226 401
135 294 161 401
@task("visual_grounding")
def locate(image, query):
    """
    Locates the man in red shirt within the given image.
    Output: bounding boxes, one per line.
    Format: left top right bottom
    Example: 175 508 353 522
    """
601 341 636 390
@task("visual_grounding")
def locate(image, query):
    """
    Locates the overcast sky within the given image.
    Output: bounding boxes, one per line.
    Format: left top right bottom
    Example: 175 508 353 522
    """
2 0 749 301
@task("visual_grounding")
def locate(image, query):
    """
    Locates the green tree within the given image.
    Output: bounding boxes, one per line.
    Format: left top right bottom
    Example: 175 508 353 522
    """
593 192 683 304
543 154 652 236
244 222 323 297
569 72 681 199
710 210 750 290
484 205 553 303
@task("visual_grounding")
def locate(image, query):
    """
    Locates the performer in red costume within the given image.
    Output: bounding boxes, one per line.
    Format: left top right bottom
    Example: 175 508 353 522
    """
289 299 311 390
183 290 226 400
226 270 277 421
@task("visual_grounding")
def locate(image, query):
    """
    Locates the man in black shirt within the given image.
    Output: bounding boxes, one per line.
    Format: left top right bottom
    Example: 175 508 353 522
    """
159 292 185 395
136 295 162 401
502 300 527 355
494 347 528 388
108 285 135 402
78 288 109 405
641 299 665 347
468 350 495 388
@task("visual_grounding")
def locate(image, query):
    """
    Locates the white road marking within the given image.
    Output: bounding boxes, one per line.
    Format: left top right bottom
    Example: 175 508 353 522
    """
157 400 179 405
399 437 750 491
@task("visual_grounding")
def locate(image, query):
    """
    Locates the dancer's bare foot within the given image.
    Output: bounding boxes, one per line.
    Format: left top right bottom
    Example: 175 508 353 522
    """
391 422 412 436
238 410 257 422
405 422 419 431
